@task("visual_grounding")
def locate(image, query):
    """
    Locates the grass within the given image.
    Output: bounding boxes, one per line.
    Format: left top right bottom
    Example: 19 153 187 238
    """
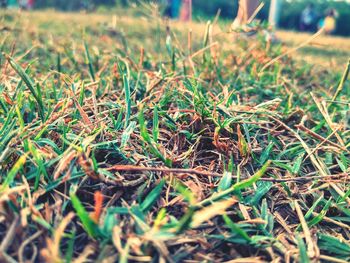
277 30 350 70
0 7 349 262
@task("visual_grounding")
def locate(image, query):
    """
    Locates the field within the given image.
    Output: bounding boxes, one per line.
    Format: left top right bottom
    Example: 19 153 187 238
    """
278 30 350 71
0 8 350 262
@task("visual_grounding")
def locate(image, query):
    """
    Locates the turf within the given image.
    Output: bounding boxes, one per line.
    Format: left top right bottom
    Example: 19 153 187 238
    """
0 8 349 263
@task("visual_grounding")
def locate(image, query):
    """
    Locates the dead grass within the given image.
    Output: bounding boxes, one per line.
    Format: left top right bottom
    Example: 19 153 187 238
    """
0 8 349 262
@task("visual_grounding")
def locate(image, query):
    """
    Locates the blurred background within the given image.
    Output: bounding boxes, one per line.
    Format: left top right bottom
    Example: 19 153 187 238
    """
1 0 349 36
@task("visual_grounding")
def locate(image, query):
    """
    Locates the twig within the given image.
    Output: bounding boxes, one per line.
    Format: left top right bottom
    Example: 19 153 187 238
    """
296 124 348 153
247 2 265 24
260 28 324 73
311 212 350 231
319 255 349 263
330 183 350 206
294 201 317 259
18 230 43 263
189 42 218 60
106 165 223 177
106 165 349 183
311 93 345 147
0 215 19 252
332 59 350 102
268 116 328 177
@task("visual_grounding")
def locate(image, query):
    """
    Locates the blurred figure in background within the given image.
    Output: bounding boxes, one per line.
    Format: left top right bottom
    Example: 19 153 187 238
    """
19 0 26 9
319 8 338 35
299 3 317 32
0 0 7 8
164 0 181 19
180 0 191 21
27 0 34 9
18 0 34 9
232 0 260 30
231 0 280 42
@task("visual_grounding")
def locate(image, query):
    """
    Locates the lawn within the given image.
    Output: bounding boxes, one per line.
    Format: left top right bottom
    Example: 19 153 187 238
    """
277 30 350 71
0 9 349 262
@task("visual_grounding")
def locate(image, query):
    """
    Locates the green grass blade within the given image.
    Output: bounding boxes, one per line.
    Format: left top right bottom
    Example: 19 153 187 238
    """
223 214 251 242
140 179 166 212
0 154 27 192
123 74 131 128
297 235 310 263
218 171 232 191
197 161 271 207
84 41 96 81
152 106 159 142
120 121 136 149
70 191 97 238
4 53 45 120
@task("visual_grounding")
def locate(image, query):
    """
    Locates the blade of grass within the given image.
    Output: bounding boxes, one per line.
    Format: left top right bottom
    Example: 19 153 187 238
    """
4 53 44 120
84 41 96 82
332 59 350 102
223 214 251 242
0 154 27 192
196 160 271 207
140 179 166 213
123 74 131 129
70 191 98 238
153 106 159 142
297 235 310 263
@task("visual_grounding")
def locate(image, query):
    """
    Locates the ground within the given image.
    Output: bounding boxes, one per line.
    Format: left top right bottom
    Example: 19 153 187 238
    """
277 30 350 71
0 9 349 263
